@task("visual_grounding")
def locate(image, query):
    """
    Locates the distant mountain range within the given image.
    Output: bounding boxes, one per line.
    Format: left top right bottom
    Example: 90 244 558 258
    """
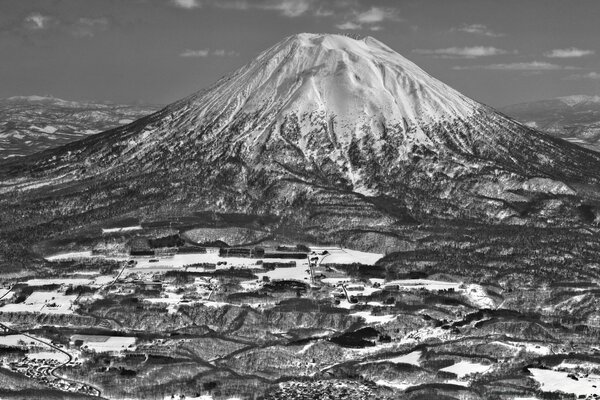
0 96 159 158
500 95 600 153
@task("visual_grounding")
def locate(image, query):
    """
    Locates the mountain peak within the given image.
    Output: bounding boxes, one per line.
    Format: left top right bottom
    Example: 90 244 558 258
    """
195 32 480 135
283 32 386 50
7 34 600 228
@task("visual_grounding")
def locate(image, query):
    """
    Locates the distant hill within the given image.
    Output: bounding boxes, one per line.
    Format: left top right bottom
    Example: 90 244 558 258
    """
0 96 160 158
500 95 600 153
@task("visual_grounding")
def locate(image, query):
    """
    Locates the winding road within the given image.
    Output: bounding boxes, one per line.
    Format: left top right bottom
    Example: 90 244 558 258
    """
0 321 103 397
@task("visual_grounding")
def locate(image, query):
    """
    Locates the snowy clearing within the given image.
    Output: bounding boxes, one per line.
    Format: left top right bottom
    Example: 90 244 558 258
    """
384 279 462 291
367 350 422 366
529 368 600 397
440 360 492 378
350 311 397 324
25 278 92 286
27 351 69 363
72 335 136 352
312 247 383 265
0 334 38 347
0 291 77 314
375 379 411 390
102 225 143 234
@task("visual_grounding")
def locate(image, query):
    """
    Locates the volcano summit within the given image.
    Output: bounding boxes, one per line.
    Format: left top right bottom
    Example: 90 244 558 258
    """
2 34 600 254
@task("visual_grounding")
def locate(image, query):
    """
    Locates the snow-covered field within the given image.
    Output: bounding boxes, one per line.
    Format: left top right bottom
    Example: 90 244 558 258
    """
0 334 38 347
24 275 116 288
350 311 397 324
45 251 100 261
25 278 92 286
366 350 422 366
45 247 383 282
375 380 411 390
529 368 600 397
440 360 492 378
102 225 142 234
312 247 383 265
0 291 77 314
256 261 310 282
27 350 69 363
0 287 14 300
71 335 136 353
384 279 462 291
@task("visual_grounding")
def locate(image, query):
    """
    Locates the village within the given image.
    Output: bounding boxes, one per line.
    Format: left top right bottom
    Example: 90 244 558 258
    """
1 227 598 399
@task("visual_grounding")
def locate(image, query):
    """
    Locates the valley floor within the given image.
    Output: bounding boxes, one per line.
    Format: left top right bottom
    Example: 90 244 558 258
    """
2 222 600 400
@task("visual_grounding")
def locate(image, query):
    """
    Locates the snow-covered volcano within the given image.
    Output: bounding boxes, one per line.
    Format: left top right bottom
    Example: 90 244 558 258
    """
194 33 479 128
3 33 600 232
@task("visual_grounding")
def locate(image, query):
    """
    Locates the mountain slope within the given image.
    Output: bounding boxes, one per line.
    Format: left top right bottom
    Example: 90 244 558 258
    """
2 33 600 258
500 95 600 153
0 95 159 158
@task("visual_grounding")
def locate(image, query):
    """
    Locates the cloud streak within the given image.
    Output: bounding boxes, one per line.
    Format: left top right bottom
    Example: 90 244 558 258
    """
23 13 55 30
180 48 238 57
171 0 200 9
172 0 315 17
336 6 400 31
70 17 110 37
545 48 595 58
414 46 509 59
566 72 600 80
454 23 504 37
454 61 580 71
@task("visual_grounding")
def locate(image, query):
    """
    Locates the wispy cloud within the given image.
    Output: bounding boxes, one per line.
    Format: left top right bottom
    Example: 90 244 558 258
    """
70 17 110 37
172 0 316 17
454 61 580 71
336 21 361 30
545 48 595 58
259 0 312 17
453 23 504 37
414 46 509 59
336 6 400 30
23 13 55 30
180 48 238 57
566 72 600 80
171 0 200 9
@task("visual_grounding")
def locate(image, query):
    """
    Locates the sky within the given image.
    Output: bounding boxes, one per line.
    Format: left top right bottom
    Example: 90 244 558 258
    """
1 0 600 107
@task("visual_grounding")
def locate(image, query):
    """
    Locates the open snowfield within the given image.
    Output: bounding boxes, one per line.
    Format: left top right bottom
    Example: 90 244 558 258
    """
529 368 600 396
0 288 13 300
0 291 77 314
25 275 116 287
27 350 69 363
350 311 397 324
375 380 411 390
256 261 310 282
72 335 136 352
464 284 495 308
45 251 99 261
128 253 305 271
370 350 422 366
440 360 492 378
25 278 92 286
101 225 142 234
321 277 353 285
0 334 38 347
385 279 462 291
312 247 383 265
